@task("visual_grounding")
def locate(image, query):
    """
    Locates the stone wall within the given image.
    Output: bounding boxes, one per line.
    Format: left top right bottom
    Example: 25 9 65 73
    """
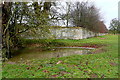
22 27 107 39
49 27 106 39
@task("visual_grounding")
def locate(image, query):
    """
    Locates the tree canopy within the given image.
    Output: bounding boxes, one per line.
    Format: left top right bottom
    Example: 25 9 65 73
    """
2 2 54 58
109 18 120 34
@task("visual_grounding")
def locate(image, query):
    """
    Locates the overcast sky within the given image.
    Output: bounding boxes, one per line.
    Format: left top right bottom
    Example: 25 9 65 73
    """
64 0 119 29
92 0 119 29
2 0 119 29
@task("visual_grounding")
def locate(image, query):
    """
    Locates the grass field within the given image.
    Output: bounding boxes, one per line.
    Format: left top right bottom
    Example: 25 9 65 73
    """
2 34 118 78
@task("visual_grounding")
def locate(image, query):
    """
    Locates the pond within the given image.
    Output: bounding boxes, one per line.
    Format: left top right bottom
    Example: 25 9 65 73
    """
8 47 95 62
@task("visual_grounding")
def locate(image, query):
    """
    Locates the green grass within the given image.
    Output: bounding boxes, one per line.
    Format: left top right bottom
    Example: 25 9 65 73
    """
2 34 118 78
21 37 105 48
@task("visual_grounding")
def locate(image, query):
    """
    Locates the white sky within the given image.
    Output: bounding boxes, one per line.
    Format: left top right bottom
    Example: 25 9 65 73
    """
92 0 119 29
62 0 119 29
2 0 119 29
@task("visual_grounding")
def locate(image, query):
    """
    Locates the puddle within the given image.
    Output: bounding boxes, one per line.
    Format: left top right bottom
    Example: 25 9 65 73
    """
8 47 94 62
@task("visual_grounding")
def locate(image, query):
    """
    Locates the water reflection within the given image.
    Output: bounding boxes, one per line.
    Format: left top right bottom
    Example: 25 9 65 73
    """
8 47 93 62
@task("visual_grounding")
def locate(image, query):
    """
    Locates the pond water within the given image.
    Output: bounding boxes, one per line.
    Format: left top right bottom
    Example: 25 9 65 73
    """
8 47 94 62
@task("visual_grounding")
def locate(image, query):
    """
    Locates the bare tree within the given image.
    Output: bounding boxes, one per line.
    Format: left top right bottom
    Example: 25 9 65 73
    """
66 1 102 32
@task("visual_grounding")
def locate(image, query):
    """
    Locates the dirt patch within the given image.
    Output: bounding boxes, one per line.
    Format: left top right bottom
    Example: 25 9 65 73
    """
79 43 105 48
42 70 50 73
7 61 16 64
26 44 43 47
63 44 106 49
90 73 98 78
98 38 106 40
51 74 59 78
92 47 107 54
109 62 118 66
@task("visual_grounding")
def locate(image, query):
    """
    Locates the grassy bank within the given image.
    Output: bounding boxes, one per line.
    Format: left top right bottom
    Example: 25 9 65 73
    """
21 36 106 48
2 34 118 78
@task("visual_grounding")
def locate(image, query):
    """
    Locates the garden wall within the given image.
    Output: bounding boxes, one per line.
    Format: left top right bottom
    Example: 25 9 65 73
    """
49 27 106 39
22 27 107 39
